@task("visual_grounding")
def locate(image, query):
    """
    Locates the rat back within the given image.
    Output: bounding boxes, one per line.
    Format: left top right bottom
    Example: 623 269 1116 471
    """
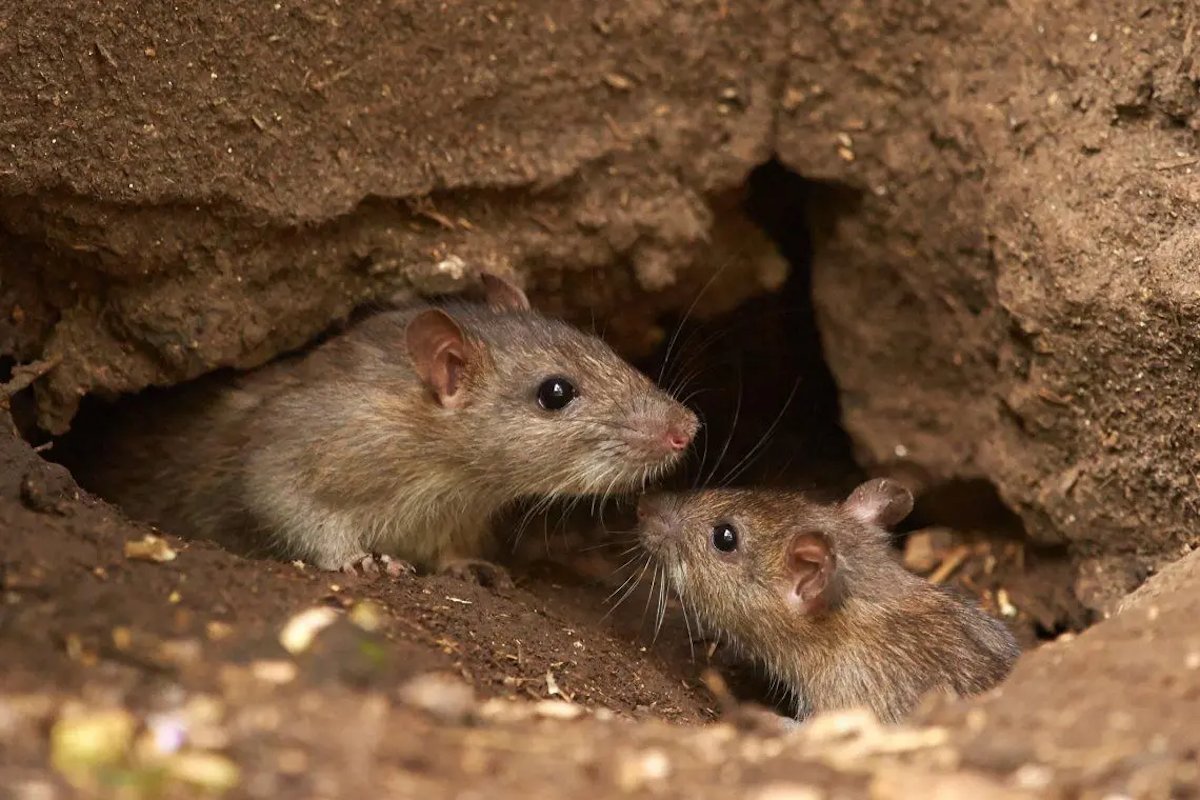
792 580 1020 723
62 359 311 558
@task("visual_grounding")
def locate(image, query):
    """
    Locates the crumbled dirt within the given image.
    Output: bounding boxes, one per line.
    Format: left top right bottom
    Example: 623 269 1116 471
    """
0 426 714 722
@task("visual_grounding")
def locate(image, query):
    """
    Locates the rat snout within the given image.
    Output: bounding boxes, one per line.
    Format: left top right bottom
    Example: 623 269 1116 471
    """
664 409 700 452
636 494 663 520
635 494 681 551
625 398 700 462
652 405 701 455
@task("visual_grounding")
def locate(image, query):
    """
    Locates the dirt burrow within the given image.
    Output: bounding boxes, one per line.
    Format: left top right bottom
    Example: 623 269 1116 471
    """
5 0 1200 793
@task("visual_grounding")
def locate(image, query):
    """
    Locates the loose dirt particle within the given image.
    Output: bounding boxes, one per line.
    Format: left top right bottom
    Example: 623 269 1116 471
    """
398 672 476 724
251 660 298 685
124 534 178 564
279 607 338 654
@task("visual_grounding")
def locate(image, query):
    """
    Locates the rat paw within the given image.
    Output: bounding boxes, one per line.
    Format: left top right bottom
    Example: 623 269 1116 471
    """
377 554 417 579
440 559 513 590
339 555 373 576
339 554 416 579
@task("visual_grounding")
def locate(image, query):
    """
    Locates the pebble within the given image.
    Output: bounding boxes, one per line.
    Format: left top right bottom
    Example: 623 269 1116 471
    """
124 534 178 563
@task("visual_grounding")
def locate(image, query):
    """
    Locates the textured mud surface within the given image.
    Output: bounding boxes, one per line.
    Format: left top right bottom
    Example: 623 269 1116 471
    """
1 0 790 435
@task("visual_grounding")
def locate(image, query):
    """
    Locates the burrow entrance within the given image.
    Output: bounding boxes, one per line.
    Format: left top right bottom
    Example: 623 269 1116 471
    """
9 158 1093 722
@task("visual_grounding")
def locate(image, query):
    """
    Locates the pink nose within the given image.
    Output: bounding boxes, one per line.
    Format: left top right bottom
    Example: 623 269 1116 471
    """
665 428 691 452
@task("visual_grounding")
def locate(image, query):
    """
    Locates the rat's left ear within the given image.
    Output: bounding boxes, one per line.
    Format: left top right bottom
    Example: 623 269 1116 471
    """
479 271 532 313
784 531 839 615
842 478 913 530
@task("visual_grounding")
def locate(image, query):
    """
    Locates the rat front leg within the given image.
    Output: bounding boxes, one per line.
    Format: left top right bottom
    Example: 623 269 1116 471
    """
267 502 415 579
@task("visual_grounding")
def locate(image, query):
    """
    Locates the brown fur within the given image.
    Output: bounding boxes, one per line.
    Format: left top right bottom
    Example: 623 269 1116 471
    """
637 481 1020 724
66 277 698 573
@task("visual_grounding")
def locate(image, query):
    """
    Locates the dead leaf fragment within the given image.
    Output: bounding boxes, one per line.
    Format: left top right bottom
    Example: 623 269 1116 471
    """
604 73 633 90
349 599 385 632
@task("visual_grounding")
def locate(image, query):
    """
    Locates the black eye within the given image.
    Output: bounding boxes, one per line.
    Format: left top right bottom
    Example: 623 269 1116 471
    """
536 376 577 411
711 523 738 553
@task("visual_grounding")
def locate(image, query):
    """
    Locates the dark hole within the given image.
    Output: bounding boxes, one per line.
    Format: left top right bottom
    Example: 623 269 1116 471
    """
637 159 863 497
896 478 1028 540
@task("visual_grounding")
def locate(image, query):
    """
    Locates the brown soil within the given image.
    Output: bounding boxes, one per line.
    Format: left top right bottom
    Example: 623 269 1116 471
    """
3 403 1199 799
6 0 1200 796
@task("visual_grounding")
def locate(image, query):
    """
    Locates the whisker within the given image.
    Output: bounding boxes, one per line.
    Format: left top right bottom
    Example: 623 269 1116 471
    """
700 361 743 489
678 589 695 661
657 257 735 386
652 566 669 643
720 375 802 487
603 552 652 620
641 563 660 629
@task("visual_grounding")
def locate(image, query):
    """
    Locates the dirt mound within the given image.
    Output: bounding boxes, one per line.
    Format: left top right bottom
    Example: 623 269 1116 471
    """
1 0 788 435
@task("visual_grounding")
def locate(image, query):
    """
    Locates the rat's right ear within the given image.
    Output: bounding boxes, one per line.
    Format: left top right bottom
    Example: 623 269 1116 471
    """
405 309 474 408
842 478 913 530
479 271 532 313
784 531 839 615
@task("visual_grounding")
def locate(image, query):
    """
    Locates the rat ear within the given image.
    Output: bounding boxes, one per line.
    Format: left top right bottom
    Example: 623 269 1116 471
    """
405 309 474 408
784 531 839 615
843 478 913 530
479 271 532 313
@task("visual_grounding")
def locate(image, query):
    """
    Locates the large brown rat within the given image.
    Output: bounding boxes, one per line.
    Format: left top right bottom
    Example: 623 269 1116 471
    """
635 478 1020 723
66 272 698 586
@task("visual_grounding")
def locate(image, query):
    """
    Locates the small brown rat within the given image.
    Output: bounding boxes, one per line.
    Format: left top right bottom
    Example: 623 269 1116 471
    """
635 478 1020 723
68 272 698 585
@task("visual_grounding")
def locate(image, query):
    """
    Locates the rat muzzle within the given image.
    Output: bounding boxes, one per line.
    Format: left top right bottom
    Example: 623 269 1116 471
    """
635 494 683 553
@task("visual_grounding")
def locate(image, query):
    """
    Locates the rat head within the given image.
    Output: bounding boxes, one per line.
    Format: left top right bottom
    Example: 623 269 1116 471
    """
636 478 914 639
404 272 699 498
